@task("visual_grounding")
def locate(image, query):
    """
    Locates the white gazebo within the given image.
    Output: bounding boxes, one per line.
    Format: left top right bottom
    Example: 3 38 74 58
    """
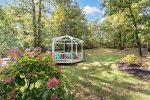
52 35 84 63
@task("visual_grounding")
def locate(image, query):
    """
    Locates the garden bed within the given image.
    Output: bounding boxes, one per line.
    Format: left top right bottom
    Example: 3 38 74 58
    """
116 62 150 80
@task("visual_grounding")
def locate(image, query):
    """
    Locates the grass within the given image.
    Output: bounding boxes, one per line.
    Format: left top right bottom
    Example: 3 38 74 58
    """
61 48 150 100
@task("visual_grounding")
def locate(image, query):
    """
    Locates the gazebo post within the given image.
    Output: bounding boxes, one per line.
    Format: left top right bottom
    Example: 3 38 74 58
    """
71 40 73 61
81 43 83 60
63 37 67 52
52 41 55 58
63 43 65 52
76 43 77 54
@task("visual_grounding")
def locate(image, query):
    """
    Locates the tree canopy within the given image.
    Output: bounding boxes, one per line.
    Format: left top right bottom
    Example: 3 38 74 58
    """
0 0 149 55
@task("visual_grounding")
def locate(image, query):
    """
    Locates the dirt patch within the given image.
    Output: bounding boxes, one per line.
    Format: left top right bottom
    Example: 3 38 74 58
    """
116 62 150 80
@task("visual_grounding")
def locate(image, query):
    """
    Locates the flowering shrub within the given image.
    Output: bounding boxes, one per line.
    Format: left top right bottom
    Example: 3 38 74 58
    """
142 56 150 67
47 77 59 89
0 58 3 67
142 61 150 67
121 55 150 68
122 54 140 65
0 48 66 100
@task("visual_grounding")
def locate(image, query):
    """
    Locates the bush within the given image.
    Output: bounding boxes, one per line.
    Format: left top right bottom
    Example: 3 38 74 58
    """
142 61 150 67
122 54 140 65
0 48 66 100
142 56 150 67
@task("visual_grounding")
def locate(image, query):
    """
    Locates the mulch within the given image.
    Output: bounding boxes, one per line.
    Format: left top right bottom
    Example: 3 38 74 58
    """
116 62 150 80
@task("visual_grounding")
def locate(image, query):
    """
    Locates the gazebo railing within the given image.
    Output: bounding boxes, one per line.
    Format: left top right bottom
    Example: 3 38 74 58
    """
54 52 82 61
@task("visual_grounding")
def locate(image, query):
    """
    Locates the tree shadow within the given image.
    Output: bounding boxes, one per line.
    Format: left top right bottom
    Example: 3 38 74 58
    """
64 61 150 99
118 65 150 80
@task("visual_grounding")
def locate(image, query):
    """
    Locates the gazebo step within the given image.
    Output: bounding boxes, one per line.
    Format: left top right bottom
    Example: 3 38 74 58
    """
56 59 82 63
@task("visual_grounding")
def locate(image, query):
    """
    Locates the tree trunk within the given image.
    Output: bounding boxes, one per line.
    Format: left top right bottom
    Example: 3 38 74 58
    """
37 0 42 48
129 6 142 56
32 0 37 48
148 40 150 54
122 34 127 50
130 40 135 48
118 31 123 50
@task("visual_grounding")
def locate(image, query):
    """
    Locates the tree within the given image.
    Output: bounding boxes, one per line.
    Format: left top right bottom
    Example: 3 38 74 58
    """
103 0 144 56
85 20 101 48
11 0 52 49
100 13 130 49
50 0 89 39
31 0 37 48
0 6 19 53
37 0 42 47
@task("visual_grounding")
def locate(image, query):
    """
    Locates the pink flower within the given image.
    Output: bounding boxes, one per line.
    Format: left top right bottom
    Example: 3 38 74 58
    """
0 58 3 66
27 51 37 58
33 47 41 52
35 55 42 61
3 76 15 83
4 49 23 60
46 50 51 55
47 77 59 89
48 62 57 66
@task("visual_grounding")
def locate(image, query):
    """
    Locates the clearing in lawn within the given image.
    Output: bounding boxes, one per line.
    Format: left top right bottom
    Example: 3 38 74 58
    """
62 47 150 100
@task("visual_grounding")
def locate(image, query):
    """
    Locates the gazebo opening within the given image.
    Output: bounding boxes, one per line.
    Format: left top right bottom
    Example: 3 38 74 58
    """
52 35 84 63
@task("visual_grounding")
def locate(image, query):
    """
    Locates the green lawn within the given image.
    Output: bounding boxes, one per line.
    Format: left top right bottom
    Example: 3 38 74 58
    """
62 48 150 100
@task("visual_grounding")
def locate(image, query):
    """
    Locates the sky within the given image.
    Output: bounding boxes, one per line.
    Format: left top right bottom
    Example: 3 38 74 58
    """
0 0 104 21
78 0 104 21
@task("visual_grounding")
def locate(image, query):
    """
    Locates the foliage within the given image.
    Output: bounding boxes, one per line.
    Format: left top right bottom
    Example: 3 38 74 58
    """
50 0 99 48
102 0 150 55
0 0 100 51
122 54 140 65
50 1 89 39
0 6 19 53
122 55 150 67
142 60 150 68
142 56 150 67
0 48 66 100
0 0 149 53
83 20 101 48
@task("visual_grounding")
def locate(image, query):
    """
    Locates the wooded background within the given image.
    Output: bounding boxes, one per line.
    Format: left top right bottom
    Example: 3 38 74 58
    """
0 0 149 56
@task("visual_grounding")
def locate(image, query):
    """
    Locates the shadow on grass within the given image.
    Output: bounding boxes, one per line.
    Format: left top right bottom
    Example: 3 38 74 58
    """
64 61 150 100
61 47 150 99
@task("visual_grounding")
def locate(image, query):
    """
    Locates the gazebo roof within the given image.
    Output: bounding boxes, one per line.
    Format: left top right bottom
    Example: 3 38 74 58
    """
52 35 84 43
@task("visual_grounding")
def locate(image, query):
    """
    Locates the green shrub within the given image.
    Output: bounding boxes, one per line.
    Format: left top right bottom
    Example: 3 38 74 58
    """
0 48 66 100
122 54 140 65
